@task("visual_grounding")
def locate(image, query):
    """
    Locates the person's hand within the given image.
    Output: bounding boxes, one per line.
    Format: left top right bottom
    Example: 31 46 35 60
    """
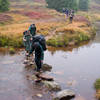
30 38 32 41
23 38 26 41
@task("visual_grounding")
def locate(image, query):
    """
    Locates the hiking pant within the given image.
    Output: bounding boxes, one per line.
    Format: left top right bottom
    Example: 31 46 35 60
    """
70 17 73 23
35 58 43 71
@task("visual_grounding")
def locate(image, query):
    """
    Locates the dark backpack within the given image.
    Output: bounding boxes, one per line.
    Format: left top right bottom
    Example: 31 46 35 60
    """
32 35 47 51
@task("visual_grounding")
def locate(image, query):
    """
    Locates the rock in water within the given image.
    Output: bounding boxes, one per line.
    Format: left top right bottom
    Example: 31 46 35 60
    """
24 60 29 64
42 81 61 91
53 89 75 100
36 94 43 98
39 74 54 81
29 62 34 65
42 64 52 72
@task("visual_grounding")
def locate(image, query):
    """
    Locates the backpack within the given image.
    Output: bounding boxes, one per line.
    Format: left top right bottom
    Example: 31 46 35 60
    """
32 35 47 51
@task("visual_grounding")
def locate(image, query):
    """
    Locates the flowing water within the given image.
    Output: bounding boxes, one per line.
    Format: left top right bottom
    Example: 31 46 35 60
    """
0 22 100 100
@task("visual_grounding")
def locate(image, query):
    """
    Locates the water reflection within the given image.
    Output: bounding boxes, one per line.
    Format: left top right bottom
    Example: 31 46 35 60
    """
44 42 100 100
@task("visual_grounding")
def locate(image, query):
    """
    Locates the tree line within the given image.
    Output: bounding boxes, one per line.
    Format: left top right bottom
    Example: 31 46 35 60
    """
46 0 90 12
0 0 91 12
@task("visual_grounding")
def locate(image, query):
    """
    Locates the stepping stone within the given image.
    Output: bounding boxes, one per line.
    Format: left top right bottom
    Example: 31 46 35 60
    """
34 78 42 83
34 72 54 81
38 74 54 81
23 60 29 64
29 62 34 65
42 64 52 72
53 89 75 100
42 81 61 91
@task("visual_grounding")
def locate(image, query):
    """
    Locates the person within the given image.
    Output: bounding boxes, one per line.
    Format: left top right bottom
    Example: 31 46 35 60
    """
23 30 32 56
69 10 74 23
63 8 69 19
69 13 73 23
29 42 44 72
65 8 69 18
28 24 36 37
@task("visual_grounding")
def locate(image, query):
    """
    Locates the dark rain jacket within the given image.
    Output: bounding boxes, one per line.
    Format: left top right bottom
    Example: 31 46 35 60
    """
29 42 44 60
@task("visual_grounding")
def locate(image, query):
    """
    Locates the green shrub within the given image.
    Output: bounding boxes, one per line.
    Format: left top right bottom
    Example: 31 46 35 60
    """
0 35 24 48
95 79 100 90
47 35 69 47
9 47 15 54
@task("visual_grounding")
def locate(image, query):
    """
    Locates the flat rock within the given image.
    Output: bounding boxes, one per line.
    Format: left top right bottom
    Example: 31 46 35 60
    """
31 75 37 80
42 64 52 72
43 81 61 91
53 89 75 100
23 60 29 64
39 74 54 81
34 78 42 83
36 94 43 98
29 62 34 65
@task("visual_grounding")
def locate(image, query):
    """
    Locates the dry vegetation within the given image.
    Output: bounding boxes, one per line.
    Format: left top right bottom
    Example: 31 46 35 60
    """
0 0 97 48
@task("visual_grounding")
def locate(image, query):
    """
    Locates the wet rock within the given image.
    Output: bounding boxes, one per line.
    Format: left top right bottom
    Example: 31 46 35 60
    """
38 74 54 81
24 60 29 64
42 64 52 72
31 75 37 80
34 78 42 83
43 81 61 91
53 89 75 100
29 62 34 65
36 94 43 98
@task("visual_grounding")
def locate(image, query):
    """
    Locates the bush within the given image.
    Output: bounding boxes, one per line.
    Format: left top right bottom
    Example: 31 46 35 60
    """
95 79 100 90
0 35 24 48
9 47 15 54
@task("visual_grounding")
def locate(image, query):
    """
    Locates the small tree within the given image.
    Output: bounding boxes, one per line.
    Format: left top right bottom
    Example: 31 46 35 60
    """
79 0 89 11
0 0 10 12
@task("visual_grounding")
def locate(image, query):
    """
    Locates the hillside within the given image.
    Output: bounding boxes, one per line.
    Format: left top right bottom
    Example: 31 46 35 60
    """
0 0 97 48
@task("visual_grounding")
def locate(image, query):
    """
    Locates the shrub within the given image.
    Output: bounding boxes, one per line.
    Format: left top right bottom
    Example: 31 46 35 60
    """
95 79 100 90
9 47 15 54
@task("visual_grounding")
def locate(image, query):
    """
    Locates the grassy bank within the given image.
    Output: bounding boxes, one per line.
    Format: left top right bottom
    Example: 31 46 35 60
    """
0 20 96 48
47 21 96 47
94 79 100 99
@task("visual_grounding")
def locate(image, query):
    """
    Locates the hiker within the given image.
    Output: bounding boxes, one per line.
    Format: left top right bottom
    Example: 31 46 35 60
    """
29 42 44 72
69 10 74 23
28 24 37 50
65 8 69 18
29 35 46 71
23 30 32 56
63 8 69 19
28 24 36 37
